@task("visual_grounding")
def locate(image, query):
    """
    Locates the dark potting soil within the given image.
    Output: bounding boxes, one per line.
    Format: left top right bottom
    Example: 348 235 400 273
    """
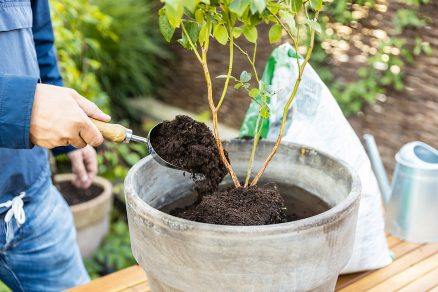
150 115 228 197
57 181 103 206
150 115 301 225
161 183 331 225
171 185 287 225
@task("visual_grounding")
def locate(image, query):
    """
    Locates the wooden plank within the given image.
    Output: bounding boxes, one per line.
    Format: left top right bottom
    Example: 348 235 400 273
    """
338 243 438 292
398 266 438 292
387 235 402 248
336 272 369 291
335 241 421 290
68 265 147 292
391 241 422 258
127 282 151 292
368 252 438 291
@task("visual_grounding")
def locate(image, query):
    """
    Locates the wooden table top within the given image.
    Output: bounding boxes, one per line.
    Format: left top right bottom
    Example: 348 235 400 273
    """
70 234 438 292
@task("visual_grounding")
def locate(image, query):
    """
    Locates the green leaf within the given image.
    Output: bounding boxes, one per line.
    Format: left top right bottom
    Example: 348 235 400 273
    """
184 0 198 13
243 26 258 43
229 0 251 17
159 15 175 42
213 24 229 45
240 71 251 82
281 11 296 32
179 22 200 49
249 88 260 97
233 26 244 38
195 9 204 25
260 105 270 118
269 24 282 43
199 23 210 44
310 0 323 11
234 83 243 89
165 2 184 28
251 0 266 13
165 0 184 10
305 19 322 33
291 0 303 13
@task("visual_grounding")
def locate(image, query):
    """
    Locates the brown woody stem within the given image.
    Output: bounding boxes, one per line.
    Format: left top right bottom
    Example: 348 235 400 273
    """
202 50 240 187
182 22 240 188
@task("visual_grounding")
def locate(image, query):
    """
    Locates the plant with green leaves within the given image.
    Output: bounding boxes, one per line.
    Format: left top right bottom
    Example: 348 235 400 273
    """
158 0 323 188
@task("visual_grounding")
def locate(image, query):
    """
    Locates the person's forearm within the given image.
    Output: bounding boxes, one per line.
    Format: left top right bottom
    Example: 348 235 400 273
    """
0 74 38 149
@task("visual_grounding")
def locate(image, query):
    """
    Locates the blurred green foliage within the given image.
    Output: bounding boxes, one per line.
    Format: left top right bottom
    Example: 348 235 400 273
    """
97 133 149 182
51 0 170 119
311 0 432 116
50 0 112 112
84 210 136 279
86 0 171 119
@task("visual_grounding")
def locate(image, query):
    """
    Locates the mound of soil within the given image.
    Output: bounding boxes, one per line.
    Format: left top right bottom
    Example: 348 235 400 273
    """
57 181 103 206
173 185 287 225
150 115 228 196
150 115 287 225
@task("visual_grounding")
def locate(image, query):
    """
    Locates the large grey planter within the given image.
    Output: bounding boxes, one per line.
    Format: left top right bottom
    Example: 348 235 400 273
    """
55 174 113 259
125 140 361 291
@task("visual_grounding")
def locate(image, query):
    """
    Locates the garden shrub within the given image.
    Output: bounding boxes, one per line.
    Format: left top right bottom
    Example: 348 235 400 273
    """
50 0 112 112
82 0 172 119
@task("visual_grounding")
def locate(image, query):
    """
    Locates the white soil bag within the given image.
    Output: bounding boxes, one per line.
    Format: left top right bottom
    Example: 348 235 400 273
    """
240 43 392 273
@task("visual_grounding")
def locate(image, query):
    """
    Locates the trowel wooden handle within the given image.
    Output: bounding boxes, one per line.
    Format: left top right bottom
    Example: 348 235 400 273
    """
90 118 127 143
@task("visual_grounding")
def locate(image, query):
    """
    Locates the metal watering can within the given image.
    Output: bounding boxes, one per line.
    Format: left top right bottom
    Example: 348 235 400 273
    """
364 134 438 243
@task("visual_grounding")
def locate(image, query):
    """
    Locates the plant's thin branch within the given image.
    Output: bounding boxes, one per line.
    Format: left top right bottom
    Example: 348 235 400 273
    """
252 41 257 69
216 26 234 111
233 42 260 83
293 16 301 77
299 11 319 75
244 110 264 187
251 11 319 186
269 9 297 44
200 29 241 187
181 22 203 64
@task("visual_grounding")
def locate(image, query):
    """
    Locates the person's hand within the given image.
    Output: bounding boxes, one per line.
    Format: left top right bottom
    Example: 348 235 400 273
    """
68 145 98 189
30 83 111 149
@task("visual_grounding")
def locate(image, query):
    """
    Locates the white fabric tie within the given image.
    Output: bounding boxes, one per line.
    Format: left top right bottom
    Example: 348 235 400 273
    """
0 192 26 243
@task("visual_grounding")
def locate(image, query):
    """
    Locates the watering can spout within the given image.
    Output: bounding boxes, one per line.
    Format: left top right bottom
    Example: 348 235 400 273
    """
364 134 391 204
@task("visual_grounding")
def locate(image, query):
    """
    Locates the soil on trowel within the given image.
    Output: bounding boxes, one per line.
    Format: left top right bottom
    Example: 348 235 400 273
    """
150 115 228 196
57 181 103 206
172 185 287 225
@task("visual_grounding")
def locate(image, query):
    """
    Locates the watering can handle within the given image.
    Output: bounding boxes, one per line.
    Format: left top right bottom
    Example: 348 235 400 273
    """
364 134 391 203
90 118 129 143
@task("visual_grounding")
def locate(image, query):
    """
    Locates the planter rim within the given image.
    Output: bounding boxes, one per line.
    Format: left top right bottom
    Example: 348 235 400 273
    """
125 140 361 234
54 173 112 213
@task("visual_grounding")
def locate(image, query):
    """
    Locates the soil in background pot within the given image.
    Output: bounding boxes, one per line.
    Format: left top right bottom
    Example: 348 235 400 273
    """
150 115 287 226
57 181 103 206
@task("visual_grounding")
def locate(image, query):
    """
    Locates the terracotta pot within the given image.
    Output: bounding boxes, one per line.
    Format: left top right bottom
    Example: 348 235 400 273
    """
54 174 113 259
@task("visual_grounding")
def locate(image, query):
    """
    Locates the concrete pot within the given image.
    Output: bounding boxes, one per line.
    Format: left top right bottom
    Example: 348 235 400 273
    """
125 140 361 291
55 174 113 259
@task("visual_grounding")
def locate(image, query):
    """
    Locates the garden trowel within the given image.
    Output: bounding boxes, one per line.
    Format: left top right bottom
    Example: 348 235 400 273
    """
90 118 181 171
